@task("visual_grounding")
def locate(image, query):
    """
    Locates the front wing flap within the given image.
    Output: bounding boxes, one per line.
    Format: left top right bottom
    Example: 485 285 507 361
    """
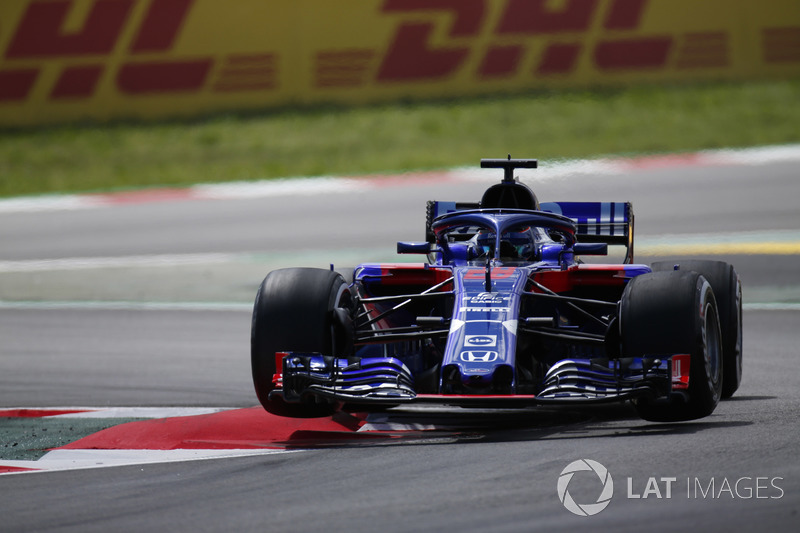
280 354 416 403
536 357 675 401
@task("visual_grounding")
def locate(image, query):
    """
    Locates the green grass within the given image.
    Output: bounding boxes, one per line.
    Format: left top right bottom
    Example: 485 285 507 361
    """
1 79 799 198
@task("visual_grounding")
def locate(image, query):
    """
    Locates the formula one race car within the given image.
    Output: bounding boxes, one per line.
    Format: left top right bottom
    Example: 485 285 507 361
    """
251 158 742 421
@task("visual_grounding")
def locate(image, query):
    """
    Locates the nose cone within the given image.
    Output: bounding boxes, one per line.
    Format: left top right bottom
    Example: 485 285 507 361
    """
442 363 514 394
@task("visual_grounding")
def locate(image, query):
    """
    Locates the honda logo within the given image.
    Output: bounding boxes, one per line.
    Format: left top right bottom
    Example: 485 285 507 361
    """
460 351 499 363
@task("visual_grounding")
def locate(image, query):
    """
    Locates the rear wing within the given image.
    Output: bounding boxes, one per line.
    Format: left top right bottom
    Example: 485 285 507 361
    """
540 201 634 255
425 200 635 263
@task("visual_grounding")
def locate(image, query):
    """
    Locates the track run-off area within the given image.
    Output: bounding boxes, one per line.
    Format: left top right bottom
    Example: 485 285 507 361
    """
1 145 798 532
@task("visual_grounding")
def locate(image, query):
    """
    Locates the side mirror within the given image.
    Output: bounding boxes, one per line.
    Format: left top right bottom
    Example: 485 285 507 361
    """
397 242 433 254
573 243 608 256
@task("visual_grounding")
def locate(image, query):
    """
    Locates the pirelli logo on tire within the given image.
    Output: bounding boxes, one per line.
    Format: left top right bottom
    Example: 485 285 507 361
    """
1 0 799 126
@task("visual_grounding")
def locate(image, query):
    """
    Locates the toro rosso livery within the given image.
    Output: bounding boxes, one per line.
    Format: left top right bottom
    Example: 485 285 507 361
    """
251 158 742 421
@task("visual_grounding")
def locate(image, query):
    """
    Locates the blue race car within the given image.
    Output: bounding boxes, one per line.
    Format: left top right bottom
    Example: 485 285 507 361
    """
251 158 742 421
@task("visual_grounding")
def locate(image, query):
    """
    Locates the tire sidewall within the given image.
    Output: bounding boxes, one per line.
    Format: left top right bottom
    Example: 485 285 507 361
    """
250 268 351 409
694 278 723 411
622 270 723 421
651 260 742 398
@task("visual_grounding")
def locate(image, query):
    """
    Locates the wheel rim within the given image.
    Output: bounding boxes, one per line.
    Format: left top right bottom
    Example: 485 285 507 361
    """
333 282 351 309
704 302 722 384
330 279 353 358
734 279 743 377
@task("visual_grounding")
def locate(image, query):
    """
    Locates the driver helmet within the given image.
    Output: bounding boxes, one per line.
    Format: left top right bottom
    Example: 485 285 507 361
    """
473 228 536 260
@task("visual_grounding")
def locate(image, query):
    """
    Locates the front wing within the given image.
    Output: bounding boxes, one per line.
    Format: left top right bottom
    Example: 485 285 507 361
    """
271 352 690 407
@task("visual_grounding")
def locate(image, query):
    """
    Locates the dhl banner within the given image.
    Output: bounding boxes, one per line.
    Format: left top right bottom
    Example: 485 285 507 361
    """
1 0 799 126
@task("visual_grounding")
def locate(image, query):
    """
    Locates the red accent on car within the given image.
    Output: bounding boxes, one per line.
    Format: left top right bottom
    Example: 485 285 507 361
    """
375 264 453 286
464 267 516 280
671 354 691 390
273 352 289 387
532 266 627 293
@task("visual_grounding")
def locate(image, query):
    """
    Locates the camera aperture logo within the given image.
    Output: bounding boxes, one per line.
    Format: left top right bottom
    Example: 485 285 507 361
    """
557 459 785 517
557 459 614 516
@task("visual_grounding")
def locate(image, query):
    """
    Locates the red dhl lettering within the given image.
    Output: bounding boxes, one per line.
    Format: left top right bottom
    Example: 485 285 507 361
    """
377 0 674 82
497 0 600 35
130 0 193 53
536 43 582 75
5 0 134 58
478 45 524 77
377 0 483 81
214 54 278 92
0 0 772 115
604 0 648 30
383 0 485 36
5 0 191 59
1 0 207 101
117 61 212 94
594 38 672 70
315 50 375 88
0 69 39 101
51 65 104 99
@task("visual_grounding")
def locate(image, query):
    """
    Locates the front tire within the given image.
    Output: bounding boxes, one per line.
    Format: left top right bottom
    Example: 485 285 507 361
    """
621 270 723 421
651 261 742 398
251 268 354 416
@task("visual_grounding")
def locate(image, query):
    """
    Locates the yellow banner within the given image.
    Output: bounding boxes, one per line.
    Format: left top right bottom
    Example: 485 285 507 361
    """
1 0 799 126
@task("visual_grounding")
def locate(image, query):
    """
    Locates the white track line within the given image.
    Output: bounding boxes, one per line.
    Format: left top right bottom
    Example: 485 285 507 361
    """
0 301 253 311
0 407 300 475
0 449 301 476
0 253 239 273
0 407 236 418
2 144 799 214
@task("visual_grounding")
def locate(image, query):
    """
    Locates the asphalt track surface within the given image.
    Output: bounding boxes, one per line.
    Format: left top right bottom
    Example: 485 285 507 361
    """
1 154 799 531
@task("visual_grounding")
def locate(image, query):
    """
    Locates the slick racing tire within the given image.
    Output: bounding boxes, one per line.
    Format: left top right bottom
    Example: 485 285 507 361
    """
251 268 354 417
621 270 723 422
651 261 742 399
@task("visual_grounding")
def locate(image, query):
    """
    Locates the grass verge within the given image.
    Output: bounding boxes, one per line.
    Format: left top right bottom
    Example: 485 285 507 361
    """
1 79 798 198
0 418 145 461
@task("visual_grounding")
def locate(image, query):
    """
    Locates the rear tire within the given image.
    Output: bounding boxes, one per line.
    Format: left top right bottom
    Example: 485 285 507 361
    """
251 268 354 417
621 270 723 421
652 261 742 398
